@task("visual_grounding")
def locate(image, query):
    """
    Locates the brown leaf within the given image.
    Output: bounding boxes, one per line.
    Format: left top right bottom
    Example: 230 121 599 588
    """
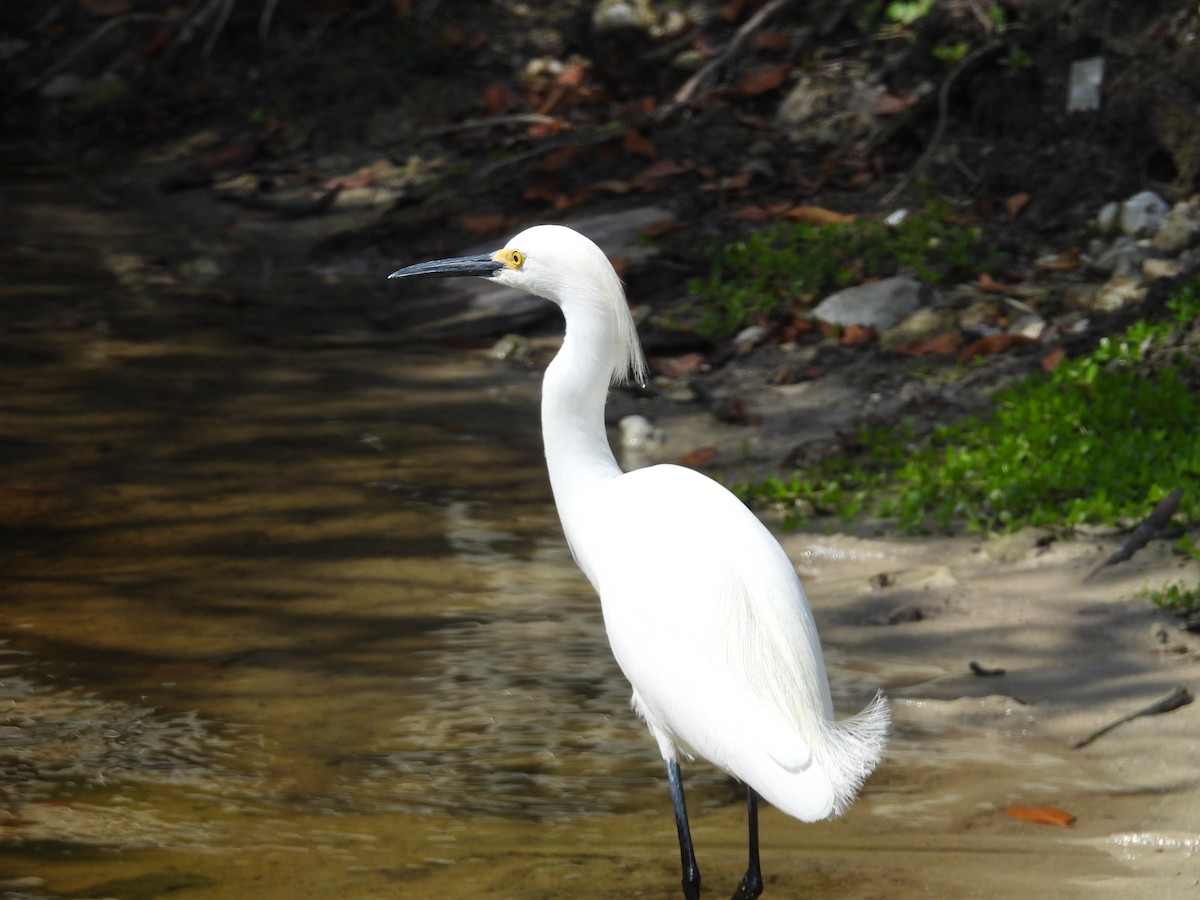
1035 248 1083 271
752 31 792 52
679 447 717 467
139 23 175 58
737 64 790 97
482 82 520 117
1006 191 1032 221
459 214 509 235
1041 347 1066 373
702 171 753 193
590 179 634 195
873 90 918 115
1006 806 1076 827
538 146 581 173
727 397 762 426
893 331 964 356
521 179 561 205
977 273 1016 295
734 205 776 221
623 127 658 158
557 60 591 88
784 205 856 225
957 333 1036 362
841 324 877 346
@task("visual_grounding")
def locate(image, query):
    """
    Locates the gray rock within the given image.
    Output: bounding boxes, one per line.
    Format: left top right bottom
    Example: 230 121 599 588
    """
1117 190 1170 238
813 277 929 331
1150 198 1200 255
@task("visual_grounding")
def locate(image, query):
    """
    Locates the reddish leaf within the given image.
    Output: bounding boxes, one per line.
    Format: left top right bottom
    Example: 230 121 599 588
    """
893 332 964 356
728 397 761 426
482 82 519 117
977 273 1016 295
734 205 776 221
1041 347 1066 373
679 447 717 467
841 324 877 346
1006 807 1076 827
784 205 856 225
737 64 790 97
957 333 1036 362
623 127 658 158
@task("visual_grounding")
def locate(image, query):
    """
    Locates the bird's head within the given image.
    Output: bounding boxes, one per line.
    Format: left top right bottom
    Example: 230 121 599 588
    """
389 224 647 386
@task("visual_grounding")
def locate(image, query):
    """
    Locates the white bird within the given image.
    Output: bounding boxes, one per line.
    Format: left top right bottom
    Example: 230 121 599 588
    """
389 225 889 899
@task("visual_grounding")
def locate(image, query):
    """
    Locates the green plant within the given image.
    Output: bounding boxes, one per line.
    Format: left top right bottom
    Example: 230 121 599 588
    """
1139 581 1200 616
686 206 985 337
740 277 1200 534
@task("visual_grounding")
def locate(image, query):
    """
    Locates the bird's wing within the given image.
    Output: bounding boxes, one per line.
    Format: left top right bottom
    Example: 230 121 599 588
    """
579 464 833 774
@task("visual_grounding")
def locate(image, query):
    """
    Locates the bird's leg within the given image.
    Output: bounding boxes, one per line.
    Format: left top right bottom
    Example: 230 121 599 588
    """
730 787 763 900
667 757 701 900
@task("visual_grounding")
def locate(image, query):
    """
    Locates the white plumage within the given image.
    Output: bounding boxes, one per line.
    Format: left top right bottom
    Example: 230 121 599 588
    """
390 224 888 899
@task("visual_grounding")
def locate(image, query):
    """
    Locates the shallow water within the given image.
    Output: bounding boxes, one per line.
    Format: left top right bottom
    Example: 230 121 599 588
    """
0 183 1183 899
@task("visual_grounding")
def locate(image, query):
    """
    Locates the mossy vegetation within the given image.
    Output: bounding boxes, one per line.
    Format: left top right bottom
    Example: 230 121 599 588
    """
739 278 1200 536
685 205 985 337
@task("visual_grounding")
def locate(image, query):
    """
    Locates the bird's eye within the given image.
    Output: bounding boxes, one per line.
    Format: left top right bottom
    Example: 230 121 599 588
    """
510 250 525 268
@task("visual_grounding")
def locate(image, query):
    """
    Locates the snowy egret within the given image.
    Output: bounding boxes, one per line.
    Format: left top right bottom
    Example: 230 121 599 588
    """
389 225 888 899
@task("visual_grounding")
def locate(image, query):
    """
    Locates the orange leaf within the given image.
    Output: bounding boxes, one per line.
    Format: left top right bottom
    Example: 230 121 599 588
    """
893 332 964 356
1006 806 1076 827
458 214 509 235
873 91 917 115
1041 347 1066 373
679 447 717 467
784 205 856 225
637 158 691 180
977 273 1016 294
734 205 776 221
1006 191 1032 221
841 325 877 346
623 127 658 158
738 64 790 97
957 333 1036 362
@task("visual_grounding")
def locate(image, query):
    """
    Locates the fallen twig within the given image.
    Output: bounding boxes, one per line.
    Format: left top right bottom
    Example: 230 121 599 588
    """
660 0 794 117
1084 488 1183 581
1072 686 1192 749
881 40 1004 207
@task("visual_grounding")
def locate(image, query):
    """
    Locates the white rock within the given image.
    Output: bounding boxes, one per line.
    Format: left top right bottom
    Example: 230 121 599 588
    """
1118 191 1170 238
1067 57 1105 113
813 277 928 331
619 415 662 449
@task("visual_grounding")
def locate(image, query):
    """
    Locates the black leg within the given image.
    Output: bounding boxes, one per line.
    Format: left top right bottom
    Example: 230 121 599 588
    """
731 787 764 899
667 757 701 900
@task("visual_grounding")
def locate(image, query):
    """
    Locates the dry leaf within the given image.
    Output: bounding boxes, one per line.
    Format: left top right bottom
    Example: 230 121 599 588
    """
734 205 776 221
784 205 856 225
521 180 561 204
752 31 792 52
738 64 790 97
637 158 690 181
557 60 590 87
623 127 658 158
609 256 630 279
957 333 1036 362
1006 806 1076 827
976 273 1017 295
873 91 917 115
482 82 519 117
1035 248 1083 271
679 447 717 467
1006 191 1032 221
139 23 175 58
459 214 509 235
702 171 754 192
1041 347 1066 373
717 0 746 22
893 332 964 356
590 179 634 195
841 324 877 346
